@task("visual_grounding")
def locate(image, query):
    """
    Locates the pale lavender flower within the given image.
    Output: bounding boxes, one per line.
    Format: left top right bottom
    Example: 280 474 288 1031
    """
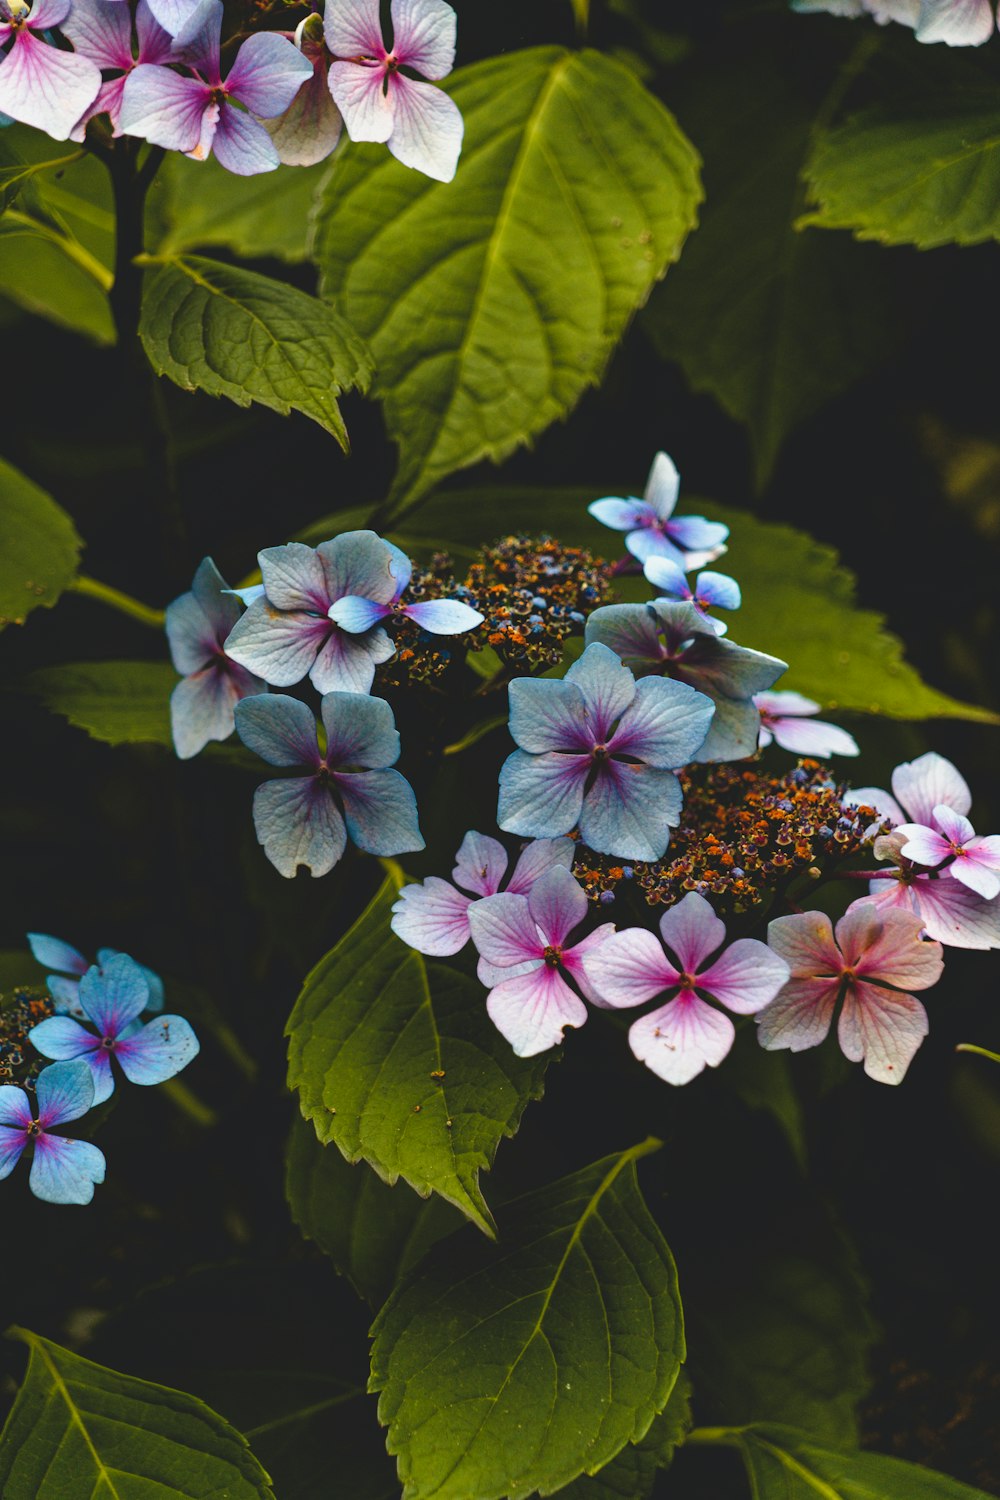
589 452 729 569
643 556 741 635
759 903 944 1083
390 832 574 957
119 0 311 174
754 690 859 758
497 641 715 861
0 1061 105 1205
467 866 614 1056
582 892 789 1085
328 542 483 637
0 0 102 141
896 807 1000 900
265 12 343 166
235 690 424 878
792 0 995 44
166 557 267 760
325 0 464 182
63 0 171 138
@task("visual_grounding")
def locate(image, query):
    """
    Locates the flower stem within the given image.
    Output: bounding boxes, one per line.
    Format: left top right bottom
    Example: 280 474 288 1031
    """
69 574 166 629
160 1076 218 1128
956 1043 1000 1065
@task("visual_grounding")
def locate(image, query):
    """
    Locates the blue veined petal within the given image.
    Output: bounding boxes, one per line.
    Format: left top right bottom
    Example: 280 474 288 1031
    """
236 693 320 769
578 761 683 861
115 1015 200 1086
28 1015 95 1062
695 571 742 612
29 1135 106 1206
321 691 400 770
403 599 484 634
588 496 650 533
252 776 347 878
335 769 425 855
327 595 392 634
78 954 150 1038
507 677 589 754
0 1124 28 1182
564 642 636 740
27 934 88 976
497 749 589 840
33 1060 96 1129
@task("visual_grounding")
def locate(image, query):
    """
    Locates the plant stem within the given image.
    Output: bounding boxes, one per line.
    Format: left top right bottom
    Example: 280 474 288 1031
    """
161 1076 218 1128
69 574 166 629
956 1043 1000 1065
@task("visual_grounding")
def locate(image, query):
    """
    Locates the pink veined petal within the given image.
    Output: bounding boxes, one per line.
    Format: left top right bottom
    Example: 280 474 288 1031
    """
136 0 174 64
564 641 636 741
259 542 331 612
643 452 681 522
0 30 102 141
505 836 575 897
252 776 347 879
486 965 587 1057
390 878 473 956
211 101 281 176
386 73 463 182
891 751 971 826
755 975 840 1054
390 0 456 78
324 0 387 58
698 937 791 1015
224 30 313 119
766 910 841 978
119 62 210 153
171 0 223 82
947 847 1000 901
452 830 509 897
526 866 587 949
837 980 929 1084
309 625 394 695
468 892 543 969
658 891 727 977
478 955 536 988
843 904 943 990
24 0 72 27
916 0 995 45
170 663 255 760
629 991 735 1086
328 58 394 144
831 902 886 969
79 75 129 137
60 0 134 69
769 715 860 758
266 53 344 167
863 874 1000 951
930 804 976 846
844 785 906 828
579 928 681 1011
896 822 952 869
560 924 616 1006
753 690 821 718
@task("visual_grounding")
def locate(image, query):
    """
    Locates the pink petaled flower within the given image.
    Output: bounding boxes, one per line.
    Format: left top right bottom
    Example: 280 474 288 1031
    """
325 0 464 182
0 0 102 142
467 866 614 1057
582 891 790 1086
758 903 944 1084
265 12 343 167
390 831 574 960
754 690 859 759
895 805 1000 900
63 0 172 139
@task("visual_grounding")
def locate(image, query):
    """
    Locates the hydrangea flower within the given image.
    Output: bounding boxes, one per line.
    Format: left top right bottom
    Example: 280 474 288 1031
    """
27 933 165 1016
754 690 859 758
29 953 199 1105
166 556 267 761
585 600 787 762
643 557 741 636
235 690 424 878
582 891 790 1085
896 807 1000 900
120 0 312 175
588 452 729 569
498 641 716 861
224 532 399 696
0 1060 105 1205
325 0 464 182
391 831 574 957
792 0 995 45
143 0 200 32
63 0 171 139
328 542 484 637
467 866 614 1056
847 750 972 831
265 12 343 167
0 0 102 141
758 903 944 1083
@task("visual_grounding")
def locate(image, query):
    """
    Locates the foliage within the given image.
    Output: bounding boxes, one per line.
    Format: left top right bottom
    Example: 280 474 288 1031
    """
0 459 82 631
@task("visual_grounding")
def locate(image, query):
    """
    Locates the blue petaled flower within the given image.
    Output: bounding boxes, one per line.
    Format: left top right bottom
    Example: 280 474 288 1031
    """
0 1060 105 1205
328 542 484 637
29 954 199 1105
588 451 729 568
166 556 267 760
585 600 787 762
497 641 715 861
235 691 425 878
643 557 741 636
27 933 165 1016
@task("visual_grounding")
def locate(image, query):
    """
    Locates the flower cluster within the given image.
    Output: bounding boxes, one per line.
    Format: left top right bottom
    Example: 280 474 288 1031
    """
0 0 464 179
1 946 199 1204
792 0 998 47
464 535 614 673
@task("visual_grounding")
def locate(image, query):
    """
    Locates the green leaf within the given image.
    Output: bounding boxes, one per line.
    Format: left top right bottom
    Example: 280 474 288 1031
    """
695 1424 994 1499
335 483 995 723
155 154 326 263
286 873 549 1236
285 1111 464 1306
0 140 82 216
0 218 114 344
0 1327 274 1499
643 56 897 485
138 254 374 449
803 93 1000 250
556 1374 692 1499
370 1142 685 1500
0 458 82 631
720 1033 807 1170
25 660 175 747
313 46 701 510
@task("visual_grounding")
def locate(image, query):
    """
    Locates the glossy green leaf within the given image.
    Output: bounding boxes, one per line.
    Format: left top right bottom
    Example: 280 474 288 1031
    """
370 1141 684 1500
0 139 82 216
695 1424 994 1499
25 660 175 746
0 218 114 344
139 254 373 449
286 1111 463 1306
286 873 550 1236
557 1374 691 1499
0 1327 274 1499
156 155 326 263
313 46 701 510
644 57 897 485
0 458 82 631
803 93 1000 249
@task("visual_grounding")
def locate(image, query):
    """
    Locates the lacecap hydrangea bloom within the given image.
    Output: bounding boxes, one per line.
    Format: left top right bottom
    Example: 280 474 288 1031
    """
27 933 164 1016
0 1060 105 1205
589 451 729 568
166 556 267 760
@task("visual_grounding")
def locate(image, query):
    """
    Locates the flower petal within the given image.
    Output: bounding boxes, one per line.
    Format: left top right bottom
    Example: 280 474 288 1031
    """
578 761 682 861
0 1086 33 1131
61 0 133 70
224 598 332 688
310 625 394 695
768 715 860 758
235 693 319 769
119 61 209 152
327 595 392 634
171 0 222 79
949 840 1000 900
402 598 484 633
931 804 977 846
453 830 509 897
643 556 689 597
327 58 394 143
224 30 313 118
666 515 730 556
643 452 681 521
115 1015 200 1086
335 769 425 854
211 102 281 176
27 1016 97 1062
33 1059 96 1129
843 784 906 828
755 976 839 1053
916 0 995 45
48 977 84 1017
505 836 575 896
754 690 820 717
837 981 929 1084
657 890 726 975
27 934 87 976
317 530 400 605
695 571 741 611
468 892 542 968
266 49 343 167
145 0 201 34
698 938 791 1015
624 529 689 568
497 749 589 840
580 927 680 1009
0 31 101 141
891 751 971 826
321 691 400 769
766 911 840 977
78 954 150 1038
170 663 263 760
259 542 331 612
629 992 735 1085
895 822 951 868
324 0 386 56
565 641 636 740
526 865 586 949
868 876 1000 950
386 73 464 182
608 674 715 768
252 776 347 879
841 903 944 991
391 878 473 955
486 965 587 1057
507 677 590 754
391 0 457 78
585 603 667 665
29 1135 106 1206
588 497 651 533
0 1124 27 1182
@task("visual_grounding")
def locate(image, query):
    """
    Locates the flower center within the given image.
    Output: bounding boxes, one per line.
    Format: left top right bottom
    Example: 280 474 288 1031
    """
543 944 562 968
102 1036 115 1050
678 972 697 989
592 744 610 763
27 1121 41 1138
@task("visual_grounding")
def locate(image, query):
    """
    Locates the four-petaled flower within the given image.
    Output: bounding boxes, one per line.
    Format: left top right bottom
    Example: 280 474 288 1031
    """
265 11 344 167
27 932 165 1016
754 690 859 759
391 831 574 957
235 690 424 878
468 865 614 1056
758 903 944 1084
63 0 172 139
792 0 996 47
224 532 399 696
325 0 464 182
896 807 1000 900
29 953 199 1105
585 600 787 762
0 0 102 141
166 556 267 760
498 641 716 861
582 891 790 1085
0 1060 106 1204
589 451 729 568
120 0 312 175
643 557 741 636
328 541 484 637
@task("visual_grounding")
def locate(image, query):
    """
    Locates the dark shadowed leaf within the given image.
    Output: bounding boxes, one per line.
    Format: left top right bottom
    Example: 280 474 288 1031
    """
557 1374 692 1499
0 458 82 631
156 155 327 263
24 660 175 746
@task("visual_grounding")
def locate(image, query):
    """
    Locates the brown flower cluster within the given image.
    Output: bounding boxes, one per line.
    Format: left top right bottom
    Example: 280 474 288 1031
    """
0 987 55 1090
464 534 614 672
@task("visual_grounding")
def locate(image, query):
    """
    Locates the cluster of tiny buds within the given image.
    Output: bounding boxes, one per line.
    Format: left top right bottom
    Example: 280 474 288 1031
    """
376 559 482 688
0 988 55 1090
464 534 614 672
